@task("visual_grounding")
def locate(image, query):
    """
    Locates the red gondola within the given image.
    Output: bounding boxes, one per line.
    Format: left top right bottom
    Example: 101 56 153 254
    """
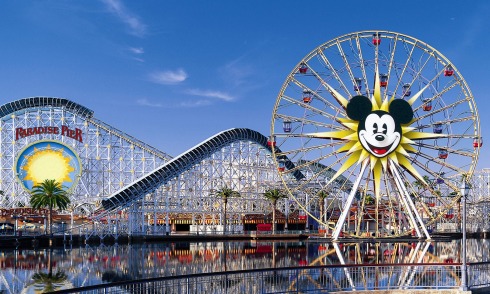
380 74 388 87
278 159 286 172
372 33 381 45
444 65 454 77
299 63 308 74
438 149 448 159
423 99 432 111
302 90 312 103
474 137 483 148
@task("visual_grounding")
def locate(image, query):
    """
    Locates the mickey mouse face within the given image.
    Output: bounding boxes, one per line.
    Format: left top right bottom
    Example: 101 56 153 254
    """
359 111 400 157
346 95 413 158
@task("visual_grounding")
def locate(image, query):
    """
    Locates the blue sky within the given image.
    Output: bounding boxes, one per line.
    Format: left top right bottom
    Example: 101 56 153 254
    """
1 1 490 169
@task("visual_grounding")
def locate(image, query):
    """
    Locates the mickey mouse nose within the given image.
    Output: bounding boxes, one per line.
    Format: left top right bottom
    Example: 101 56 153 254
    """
375 135 384 141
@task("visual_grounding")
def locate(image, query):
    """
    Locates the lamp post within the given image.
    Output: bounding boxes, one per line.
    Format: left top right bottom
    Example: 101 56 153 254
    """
43 216 47 235
11 215 19 236
460 180 470 291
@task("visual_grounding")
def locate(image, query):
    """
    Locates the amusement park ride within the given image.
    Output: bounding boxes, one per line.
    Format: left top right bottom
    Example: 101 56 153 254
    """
271 30 481 241
0 31 485 242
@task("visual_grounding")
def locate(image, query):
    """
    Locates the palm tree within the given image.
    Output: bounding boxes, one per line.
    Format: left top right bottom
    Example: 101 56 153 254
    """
317 190 329 229
30 179 70 236
212 185 240 234
263 188 288 233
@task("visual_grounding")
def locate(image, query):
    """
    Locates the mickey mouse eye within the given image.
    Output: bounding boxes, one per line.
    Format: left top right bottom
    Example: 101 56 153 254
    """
372 123 378 134
382 123 387 134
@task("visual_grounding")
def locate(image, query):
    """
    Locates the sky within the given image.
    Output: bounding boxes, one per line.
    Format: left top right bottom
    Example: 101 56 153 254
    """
1 1 490 169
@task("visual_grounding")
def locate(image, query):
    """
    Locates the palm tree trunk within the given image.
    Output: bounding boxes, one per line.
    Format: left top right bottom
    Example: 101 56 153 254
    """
49 205 53 237
320 199 325 227
223 198 227 235
272 200 276 234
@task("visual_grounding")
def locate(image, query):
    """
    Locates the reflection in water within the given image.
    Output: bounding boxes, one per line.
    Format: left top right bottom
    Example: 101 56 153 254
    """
30 248 69 293
0 239 486 292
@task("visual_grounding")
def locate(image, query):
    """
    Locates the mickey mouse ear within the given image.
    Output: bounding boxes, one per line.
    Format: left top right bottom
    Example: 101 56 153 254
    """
389 99 413 124
346 96 372 121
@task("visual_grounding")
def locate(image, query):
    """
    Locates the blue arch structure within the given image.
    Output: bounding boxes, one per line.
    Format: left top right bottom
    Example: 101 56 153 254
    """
0 97 94 119
101 128 305 212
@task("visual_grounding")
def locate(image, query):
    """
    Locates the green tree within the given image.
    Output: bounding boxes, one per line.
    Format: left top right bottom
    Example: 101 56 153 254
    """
317 190 329 225
30 179 70 236
364 194 375 205
212 185 240 234
263 188 288 233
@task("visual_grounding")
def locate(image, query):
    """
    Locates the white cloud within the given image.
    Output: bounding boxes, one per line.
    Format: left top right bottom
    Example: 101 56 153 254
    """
148 69 188 85
136 98 212 108
184 89 235 102
178 99 213 107
101 0 146 37
129 47 144 54
136 98 163 107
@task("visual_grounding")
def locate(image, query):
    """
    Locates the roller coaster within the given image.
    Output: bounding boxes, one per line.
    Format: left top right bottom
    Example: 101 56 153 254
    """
0 97 488 240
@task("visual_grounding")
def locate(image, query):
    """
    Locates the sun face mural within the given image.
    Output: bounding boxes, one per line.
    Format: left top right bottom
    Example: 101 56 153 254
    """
16 141 82 191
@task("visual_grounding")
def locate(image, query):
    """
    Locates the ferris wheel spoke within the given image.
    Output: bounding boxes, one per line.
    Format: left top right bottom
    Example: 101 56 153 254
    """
414 115 475 131
276 141 344 157
414 142 476 159
391 39 417 97
305 64 350 109
335 39 358 91
316 50 351 96
287 153 353 193
353 34 372 95
281 94 346 123
413 97 470 122
289 77 348 114
291 160 357 195
410 156 465 188
381 35 399 101
275 113 345 130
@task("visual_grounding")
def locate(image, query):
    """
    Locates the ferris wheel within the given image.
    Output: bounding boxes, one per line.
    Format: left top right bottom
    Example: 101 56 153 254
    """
271 30 481 240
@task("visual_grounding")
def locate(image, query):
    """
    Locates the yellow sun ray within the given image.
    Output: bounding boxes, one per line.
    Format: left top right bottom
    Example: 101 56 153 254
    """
326 150 362 186
325 83 349 108
407 84 430 106
405 131 446 140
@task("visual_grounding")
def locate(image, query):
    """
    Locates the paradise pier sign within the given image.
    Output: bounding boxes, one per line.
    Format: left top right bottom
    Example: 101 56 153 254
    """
15 125 83 143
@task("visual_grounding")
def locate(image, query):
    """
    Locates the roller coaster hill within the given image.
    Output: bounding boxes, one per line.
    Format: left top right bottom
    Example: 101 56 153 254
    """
0 97 489 239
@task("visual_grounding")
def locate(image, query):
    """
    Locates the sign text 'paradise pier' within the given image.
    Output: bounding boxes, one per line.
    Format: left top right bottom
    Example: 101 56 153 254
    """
15 125 83 143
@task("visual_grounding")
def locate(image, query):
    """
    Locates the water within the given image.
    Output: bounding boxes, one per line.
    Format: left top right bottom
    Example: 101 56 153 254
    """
1 239 488 293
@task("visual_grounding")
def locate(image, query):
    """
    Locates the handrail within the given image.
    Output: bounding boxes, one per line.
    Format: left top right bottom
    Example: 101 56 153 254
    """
50 262 472 293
